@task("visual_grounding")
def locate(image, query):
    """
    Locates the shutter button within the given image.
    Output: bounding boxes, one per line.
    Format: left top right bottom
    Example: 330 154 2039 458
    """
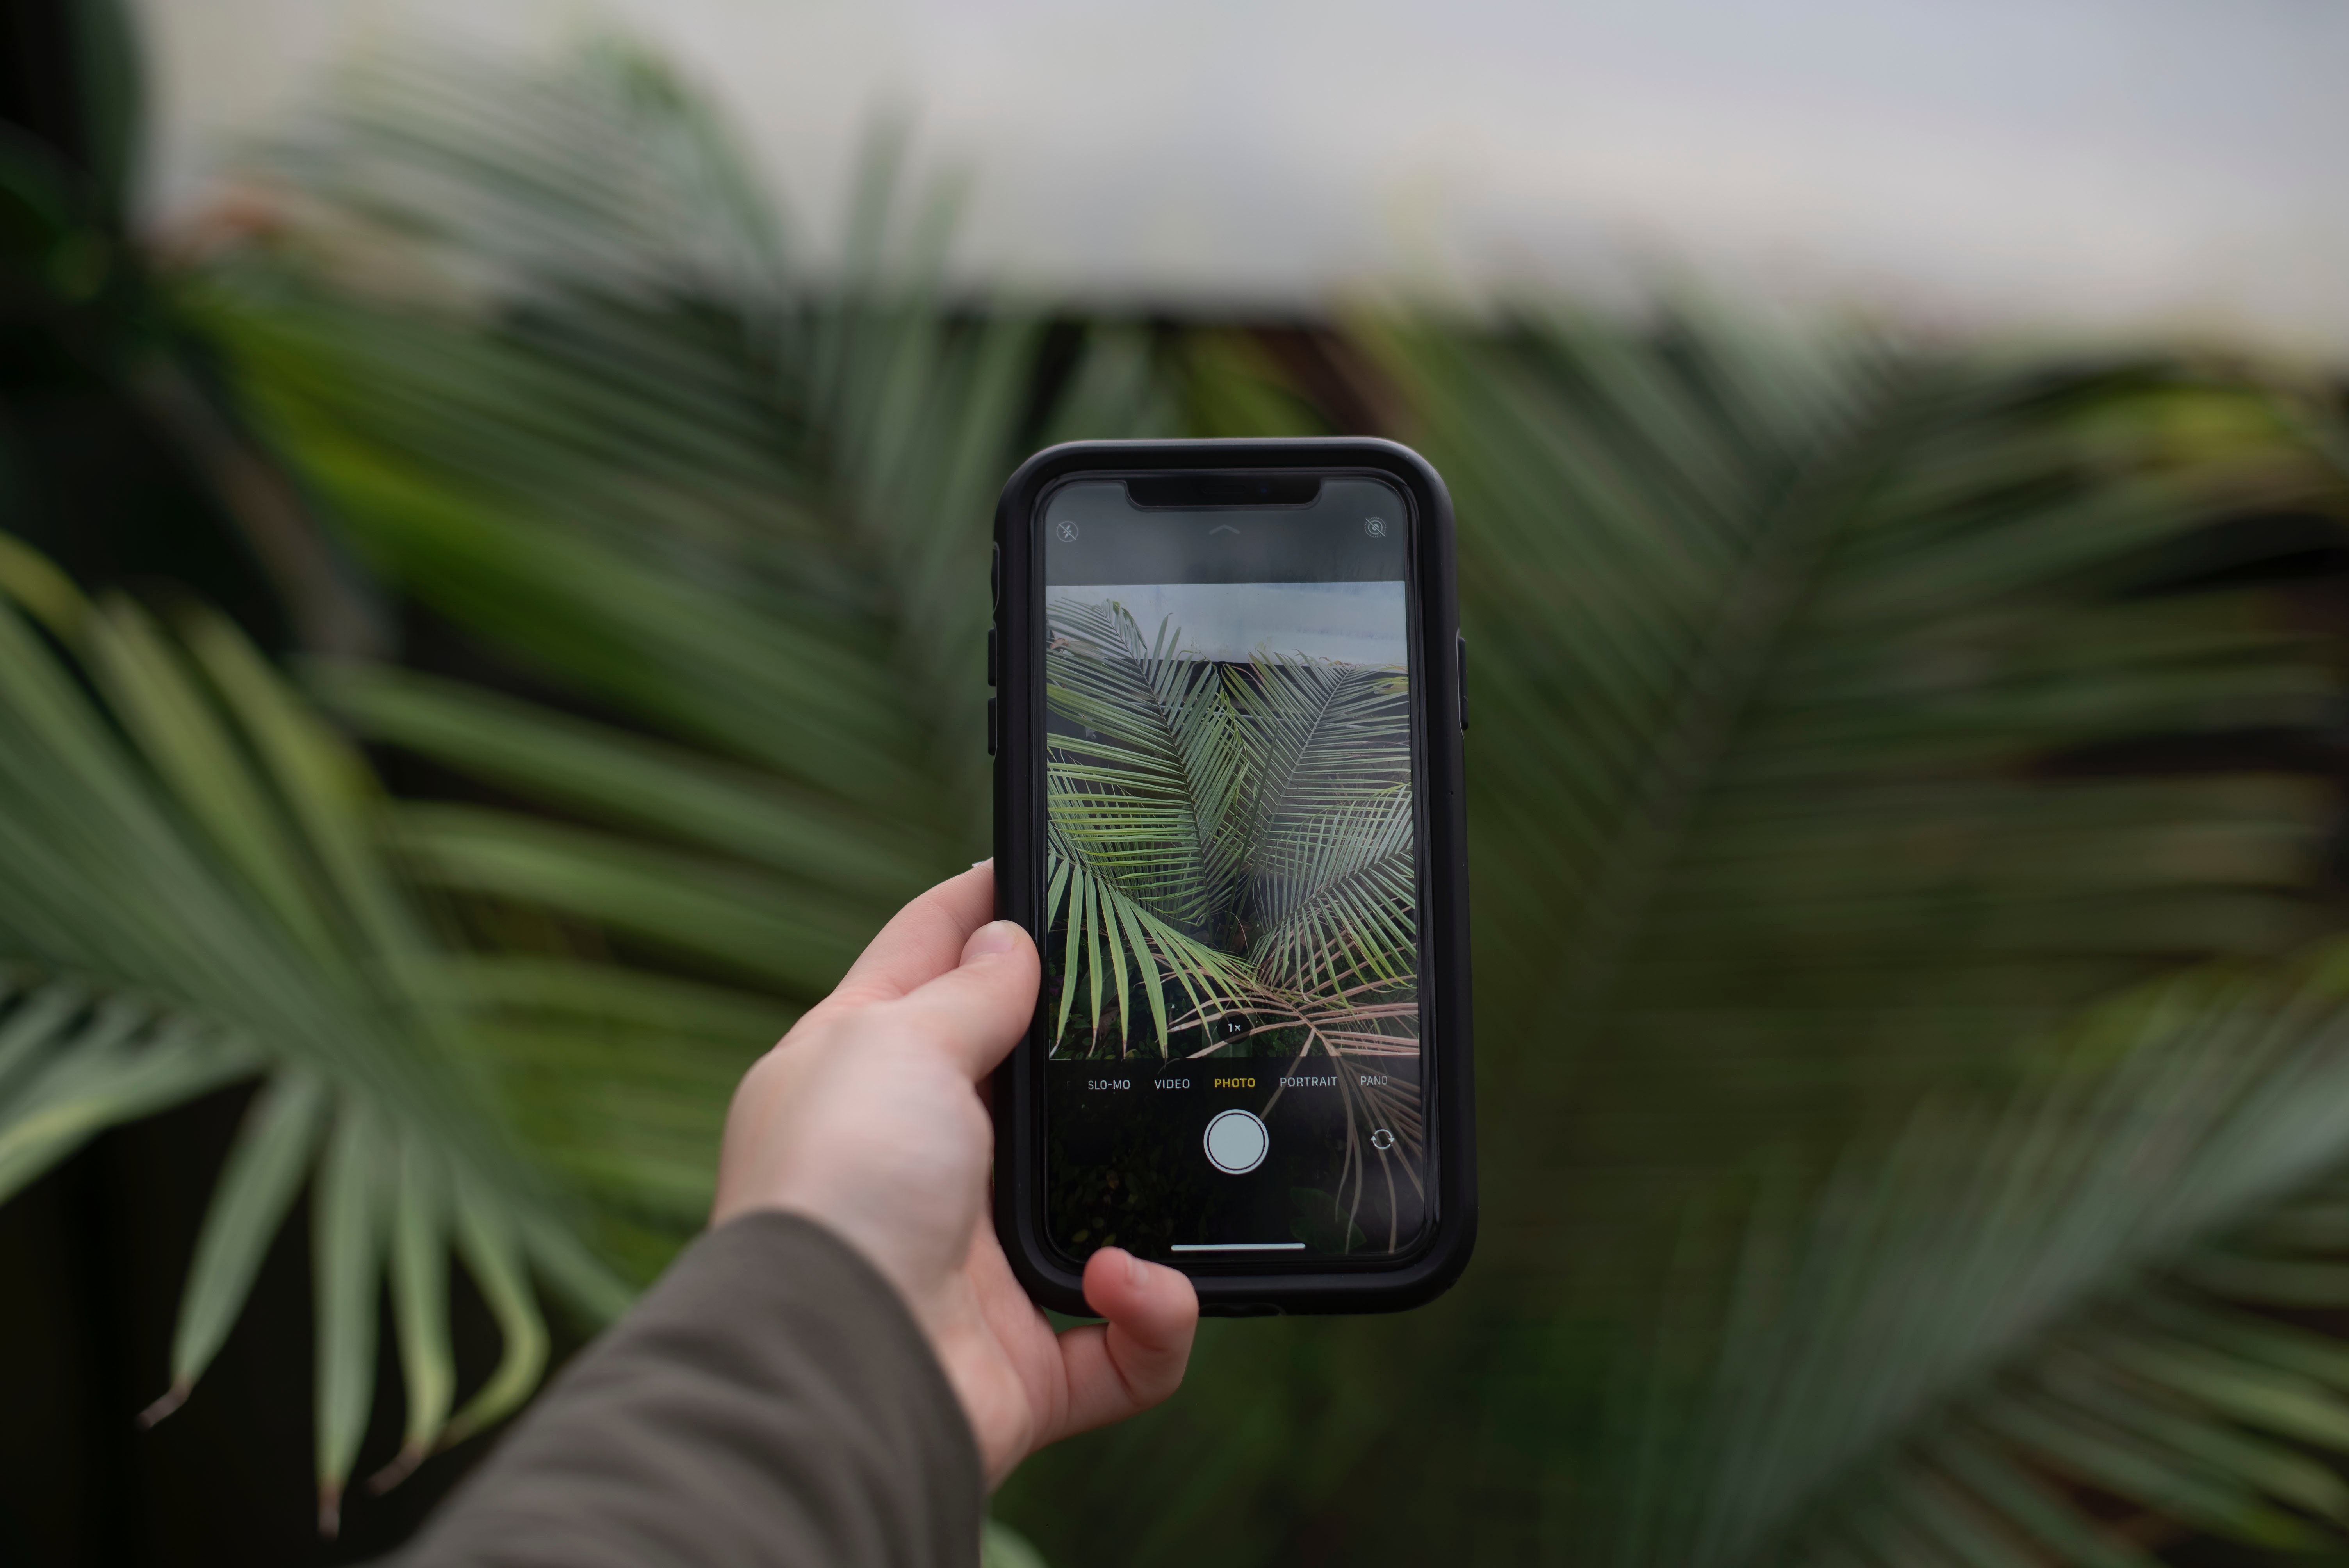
1203 1109 1269 1174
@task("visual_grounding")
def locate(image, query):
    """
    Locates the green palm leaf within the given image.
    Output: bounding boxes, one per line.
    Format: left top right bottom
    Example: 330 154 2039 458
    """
1048 599 1247 929
0 542 627 1527
1043 599 1265 1051
1231 654 1417 993
1379 321 2345 1211
0 980 250 1202
1610 951 2349 1564
186 52 1172 1036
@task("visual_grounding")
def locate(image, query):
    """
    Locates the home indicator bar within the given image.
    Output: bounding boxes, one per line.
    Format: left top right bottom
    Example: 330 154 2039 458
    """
1169 1242 1308 1252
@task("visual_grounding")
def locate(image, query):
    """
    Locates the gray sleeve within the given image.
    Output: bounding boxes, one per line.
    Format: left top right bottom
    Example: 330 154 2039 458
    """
400 1210 985 1568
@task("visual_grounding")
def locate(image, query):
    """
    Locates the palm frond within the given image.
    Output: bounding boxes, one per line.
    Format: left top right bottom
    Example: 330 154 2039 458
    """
314 659 935 903
1043 599 1265 1053
0 978 252 1202
1230 654 1417 992
1048 600 1247 925
196 48 1064 826
0 540 628 1523
1376 319 2348 1212
1611 951 2349 1564
1044 846 1258 1055
184 53 1165 1084
1243 786 1415 994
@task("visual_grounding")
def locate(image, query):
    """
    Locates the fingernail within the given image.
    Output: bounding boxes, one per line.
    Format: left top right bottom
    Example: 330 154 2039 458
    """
970 857 994 870
1126 1251 1145 1288
966 920 1023 959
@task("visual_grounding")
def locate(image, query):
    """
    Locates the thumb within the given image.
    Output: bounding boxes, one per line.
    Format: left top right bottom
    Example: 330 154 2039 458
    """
889 919 1040 1079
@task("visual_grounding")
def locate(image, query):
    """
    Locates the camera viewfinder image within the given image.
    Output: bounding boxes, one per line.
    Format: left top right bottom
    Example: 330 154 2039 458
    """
1039 480 1426 1261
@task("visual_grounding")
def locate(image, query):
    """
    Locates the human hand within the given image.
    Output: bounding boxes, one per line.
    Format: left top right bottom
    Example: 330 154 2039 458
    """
713 862 1198 1484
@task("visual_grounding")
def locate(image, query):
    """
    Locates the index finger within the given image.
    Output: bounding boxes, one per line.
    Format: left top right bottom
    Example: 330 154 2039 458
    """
825 861 997 1009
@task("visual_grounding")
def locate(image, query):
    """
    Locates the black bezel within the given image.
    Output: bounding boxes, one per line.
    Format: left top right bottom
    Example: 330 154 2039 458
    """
991 438 1476 1316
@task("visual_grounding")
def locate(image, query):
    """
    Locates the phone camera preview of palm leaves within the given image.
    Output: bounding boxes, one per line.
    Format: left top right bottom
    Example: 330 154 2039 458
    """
1039 477 1425 1261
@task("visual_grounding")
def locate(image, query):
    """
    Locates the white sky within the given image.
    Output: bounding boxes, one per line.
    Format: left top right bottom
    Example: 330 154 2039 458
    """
1049 583 1409 668
132 0 2349 355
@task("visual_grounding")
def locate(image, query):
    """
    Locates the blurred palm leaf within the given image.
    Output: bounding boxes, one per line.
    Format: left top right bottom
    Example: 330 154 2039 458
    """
1380 323 2347 1263
0 536 627 1530
1611 950 2349 1564
188 47 1165 1011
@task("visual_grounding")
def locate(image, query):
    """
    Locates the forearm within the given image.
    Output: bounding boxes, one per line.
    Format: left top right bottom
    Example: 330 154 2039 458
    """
400 1212 984 1568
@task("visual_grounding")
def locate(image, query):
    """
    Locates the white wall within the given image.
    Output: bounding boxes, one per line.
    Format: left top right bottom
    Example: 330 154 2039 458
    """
130 0 2349 355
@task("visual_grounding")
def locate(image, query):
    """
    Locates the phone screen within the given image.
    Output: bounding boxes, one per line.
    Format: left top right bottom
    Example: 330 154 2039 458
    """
1037 474 1429 1264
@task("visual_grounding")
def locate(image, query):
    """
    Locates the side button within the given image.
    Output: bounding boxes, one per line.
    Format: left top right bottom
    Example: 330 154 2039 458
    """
986 627 997 688
990 543 1000 610
986 696 997 757
1458 634 1469 731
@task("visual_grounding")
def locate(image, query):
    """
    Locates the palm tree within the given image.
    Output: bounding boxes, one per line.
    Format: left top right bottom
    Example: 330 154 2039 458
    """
10 28 2349 1567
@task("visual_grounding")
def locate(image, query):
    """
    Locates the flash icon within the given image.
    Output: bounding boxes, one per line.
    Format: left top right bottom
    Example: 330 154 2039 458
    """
1055 520 1080 542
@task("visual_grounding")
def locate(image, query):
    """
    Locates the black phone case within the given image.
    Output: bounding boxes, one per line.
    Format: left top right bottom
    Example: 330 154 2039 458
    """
990 437 1476 1316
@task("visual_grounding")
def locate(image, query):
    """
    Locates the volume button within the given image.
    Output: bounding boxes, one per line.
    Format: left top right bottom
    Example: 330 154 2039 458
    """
987 696 997 757
1458 634 1469 731
987 627 997 688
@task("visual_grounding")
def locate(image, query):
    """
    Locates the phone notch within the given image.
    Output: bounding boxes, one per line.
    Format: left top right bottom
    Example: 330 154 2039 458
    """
1126 474 1322 509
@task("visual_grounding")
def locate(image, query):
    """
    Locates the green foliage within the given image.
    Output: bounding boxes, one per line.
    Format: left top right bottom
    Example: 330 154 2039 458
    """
1043 597 1421 1221
0 545 627 1528
7 33 2349 1565
984 1517 1053 1568
1044 599 1416 1052
1612 953 2349 1564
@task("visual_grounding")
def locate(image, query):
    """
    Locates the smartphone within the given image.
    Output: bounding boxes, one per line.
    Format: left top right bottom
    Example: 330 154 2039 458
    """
990 438 1474 1315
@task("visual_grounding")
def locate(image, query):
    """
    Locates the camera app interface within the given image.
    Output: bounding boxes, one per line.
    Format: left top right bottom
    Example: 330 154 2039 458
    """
1039 476 1426 1263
